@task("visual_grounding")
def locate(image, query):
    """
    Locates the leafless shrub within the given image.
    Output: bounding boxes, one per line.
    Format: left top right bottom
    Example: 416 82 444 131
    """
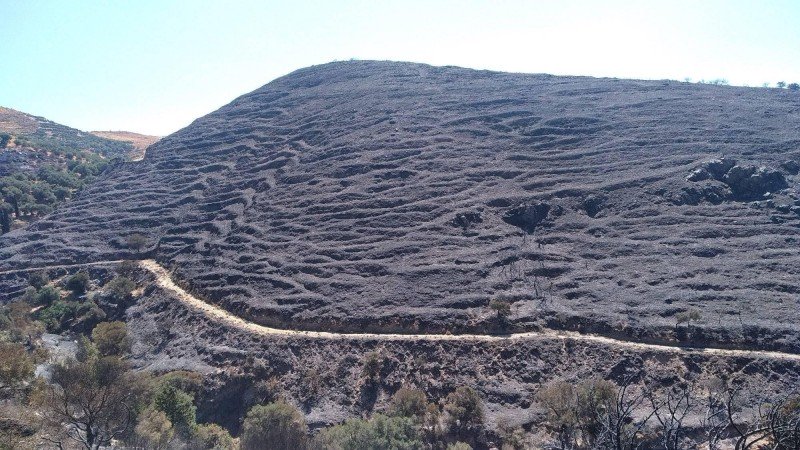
647 382 693 450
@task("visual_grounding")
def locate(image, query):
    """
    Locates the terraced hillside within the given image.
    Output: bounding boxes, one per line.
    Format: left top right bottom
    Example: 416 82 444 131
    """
0 106 137 166
0 107 142 232
1 61 800 352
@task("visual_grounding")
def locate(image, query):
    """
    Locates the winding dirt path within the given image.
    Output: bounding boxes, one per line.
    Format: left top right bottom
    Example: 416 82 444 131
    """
135 260 800 362
3 259 800 361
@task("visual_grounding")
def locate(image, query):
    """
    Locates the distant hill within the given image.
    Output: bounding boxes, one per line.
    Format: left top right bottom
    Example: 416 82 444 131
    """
0 106 145 232
90 130 160 160
0 107 136 160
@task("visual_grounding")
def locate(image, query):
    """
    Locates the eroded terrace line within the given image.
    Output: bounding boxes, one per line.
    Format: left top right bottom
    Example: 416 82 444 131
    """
0 260 127 276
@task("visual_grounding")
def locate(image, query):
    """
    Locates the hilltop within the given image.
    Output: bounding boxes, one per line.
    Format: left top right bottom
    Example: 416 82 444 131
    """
0 106 137 161
3 61 800 351
90 130 160 160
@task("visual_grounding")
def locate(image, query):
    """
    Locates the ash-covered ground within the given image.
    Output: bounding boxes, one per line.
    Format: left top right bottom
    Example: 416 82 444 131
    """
2 60 800 350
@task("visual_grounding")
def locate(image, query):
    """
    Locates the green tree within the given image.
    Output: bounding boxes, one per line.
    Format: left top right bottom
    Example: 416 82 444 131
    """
38 299 105 333
37 301 76 332
156 370 204 397
241 402 308 450
444 387 484 431
134 407 174 450
0 202 10 234
31 182 57 206
536 378 616 449
40 356 146 449
189 423 236 450
28 271 49 290
92 321 132 356
20 286 37 304
315 414 421 450
0 301 43 342
489 298 511 320
0 342 34 389
35 285 61 306
103 277 136 303
127 233 149 254
389 387 430 422
1 184 23 217
65 271 90 296
153 384 197 434
76 335 100 363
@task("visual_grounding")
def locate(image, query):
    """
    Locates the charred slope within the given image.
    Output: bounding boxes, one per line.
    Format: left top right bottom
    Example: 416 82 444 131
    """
2 61 800 349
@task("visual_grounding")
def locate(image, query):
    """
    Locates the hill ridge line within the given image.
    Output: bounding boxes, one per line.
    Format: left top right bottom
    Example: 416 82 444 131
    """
3 259 799 361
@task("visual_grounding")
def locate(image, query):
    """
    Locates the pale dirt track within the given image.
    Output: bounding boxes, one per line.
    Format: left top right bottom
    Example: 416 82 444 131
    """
135 260 800 362
3 259 800 362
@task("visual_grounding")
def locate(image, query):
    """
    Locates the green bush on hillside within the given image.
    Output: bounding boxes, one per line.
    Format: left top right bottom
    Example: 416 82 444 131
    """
65 271 90 296
92 321 131 356
444 386 484 431
189 423 236 450
153 384 197 434
241 402 308 450
314 414 421 450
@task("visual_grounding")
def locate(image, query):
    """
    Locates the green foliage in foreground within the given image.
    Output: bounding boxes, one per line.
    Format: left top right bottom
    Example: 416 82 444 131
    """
92 321 132 356
0 341 34 388
189 423 237 450
103 276 136 304
36 299 105 333
315 414 422 450
241 402 308 450
153 384 197 434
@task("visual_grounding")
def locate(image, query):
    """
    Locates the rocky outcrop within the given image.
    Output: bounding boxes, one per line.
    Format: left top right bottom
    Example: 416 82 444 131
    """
686 157 737 182
582 194 606 218
686 157 788 202
450 211 483 230
723 165 787 200
502 203 550 233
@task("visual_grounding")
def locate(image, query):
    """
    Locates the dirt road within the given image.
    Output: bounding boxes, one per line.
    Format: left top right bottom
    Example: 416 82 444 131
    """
3 259 799 361
135 260 800 361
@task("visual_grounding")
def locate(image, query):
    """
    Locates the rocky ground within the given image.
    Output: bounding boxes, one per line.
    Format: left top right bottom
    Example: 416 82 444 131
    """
126 274 800 436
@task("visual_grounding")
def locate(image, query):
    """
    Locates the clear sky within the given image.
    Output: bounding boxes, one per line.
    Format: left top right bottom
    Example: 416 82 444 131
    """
1 0 799 136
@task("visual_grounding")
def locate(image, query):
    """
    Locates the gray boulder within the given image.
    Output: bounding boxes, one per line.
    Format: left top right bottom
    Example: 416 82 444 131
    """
723 165 787 200
502 203 550 233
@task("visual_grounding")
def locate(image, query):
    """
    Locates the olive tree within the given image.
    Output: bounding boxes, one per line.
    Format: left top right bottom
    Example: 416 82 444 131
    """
91 321 131 356
39 356 146 449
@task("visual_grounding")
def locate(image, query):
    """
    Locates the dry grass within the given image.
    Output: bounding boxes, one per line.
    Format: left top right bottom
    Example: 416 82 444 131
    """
89 130 160 159
0 107 39 134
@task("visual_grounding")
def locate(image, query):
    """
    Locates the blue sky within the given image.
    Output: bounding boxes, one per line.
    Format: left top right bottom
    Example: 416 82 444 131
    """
1 0 799 136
